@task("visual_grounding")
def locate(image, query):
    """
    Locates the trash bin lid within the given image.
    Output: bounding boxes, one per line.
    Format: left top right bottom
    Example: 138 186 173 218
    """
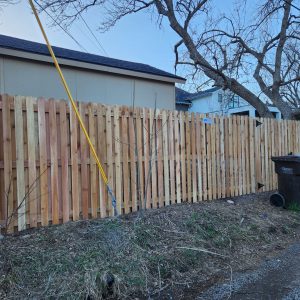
271 155 300 163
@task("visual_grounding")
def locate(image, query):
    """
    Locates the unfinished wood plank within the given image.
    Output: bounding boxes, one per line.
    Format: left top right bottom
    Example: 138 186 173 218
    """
200 115 208 200
179 111 186 201
59 101 69 223
70 103 80 221
288 120 292 154
233 116 239 196
157 111 164 208
260 118 266 192
211 115 217 199
264 119 269 192
278 119 283 174
26 97 38 227
37 98 49 226
113 106 122 215
129 108 137 212
195 114 202 201
79 103 89 219
88 103 97 218
174 111 181 203
271 118 276 190
215 116 221 199
266 118 271 191
219 116 226 198
143 108 151 209
2 95 12 223
241 117 246 194
268 118 273 190
2 95 14 231
49 100 59 224
238 117 244 194
121 108 130 214
150 109 158 208
236 116 242 196
168 111 176 204
162 110 170 206
268 118 272 191
296 121 300 154
97 105 107 218
294 121 300 153
244 117 250 194
235 116 241 196
229 116 235 196
15 96 26 230
191 113 197 202
206 116 212 200
273 119 279 188
249 118 256 193
284 120 288 155
10 97 17 230
275 118 280 186
105 107 114 216
224 117 230 197
255 118 262 192
185 112 192 202
136 108 144 211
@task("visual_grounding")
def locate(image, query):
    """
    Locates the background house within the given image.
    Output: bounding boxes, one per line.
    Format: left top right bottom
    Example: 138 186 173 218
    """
176 87 282 119
0 35 185 109
175 87 192 111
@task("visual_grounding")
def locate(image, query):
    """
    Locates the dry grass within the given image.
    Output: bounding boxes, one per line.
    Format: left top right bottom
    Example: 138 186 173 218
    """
1 192 300 299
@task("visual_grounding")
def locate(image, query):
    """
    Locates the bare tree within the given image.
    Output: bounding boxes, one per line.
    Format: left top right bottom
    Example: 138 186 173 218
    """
0 0 19 6
280 43 300 108
36 0 300 119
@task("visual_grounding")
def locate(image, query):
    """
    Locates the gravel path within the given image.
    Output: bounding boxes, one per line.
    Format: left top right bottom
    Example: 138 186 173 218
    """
198 242 300 300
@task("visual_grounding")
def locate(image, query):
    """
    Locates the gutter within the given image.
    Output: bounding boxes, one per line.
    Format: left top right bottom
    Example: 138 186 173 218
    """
0 47 186 84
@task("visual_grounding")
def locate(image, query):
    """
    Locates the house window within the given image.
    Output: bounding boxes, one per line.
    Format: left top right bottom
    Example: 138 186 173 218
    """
228 95 240 108
218 93 223 103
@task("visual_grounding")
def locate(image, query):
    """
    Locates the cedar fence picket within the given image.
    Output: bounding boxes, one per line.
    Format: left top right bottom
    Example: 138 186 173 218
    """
1 95 299 232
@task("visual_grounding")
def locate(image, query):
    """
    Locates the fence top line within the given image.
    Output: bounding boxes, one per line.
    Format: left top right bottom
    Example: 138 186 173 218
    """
0 94 296 123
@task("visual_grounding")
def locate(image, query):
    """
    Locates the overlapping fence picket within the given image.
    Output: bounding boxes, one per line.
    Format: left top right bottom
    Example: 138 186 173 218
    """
1 94 300 232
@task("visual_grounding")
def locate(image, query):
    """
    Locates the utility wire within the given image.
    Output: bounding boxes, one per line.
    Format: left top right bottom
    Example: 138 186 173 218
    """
33 0 89 53
71 3 109 57
29 0 118 215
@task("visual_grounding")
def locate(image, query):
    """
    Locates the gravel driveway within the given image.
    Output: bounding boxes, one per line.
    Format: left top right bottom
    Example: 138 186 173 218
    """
198 241 300 300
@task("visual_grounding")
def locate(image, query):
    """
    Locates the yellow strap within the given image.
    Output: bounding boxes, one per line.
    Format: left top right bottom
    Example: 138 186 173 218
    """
29 0 109 185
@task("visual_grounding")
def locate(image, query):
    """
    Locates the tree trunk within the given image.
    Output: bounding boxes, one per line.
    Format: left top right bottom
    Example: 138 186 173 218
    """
272 91 295 119
164 9 274 118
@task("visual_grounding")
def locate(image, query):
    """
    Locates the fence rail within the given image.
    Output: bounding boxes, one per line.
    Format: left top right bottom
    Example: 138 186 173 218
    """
1 94 299 232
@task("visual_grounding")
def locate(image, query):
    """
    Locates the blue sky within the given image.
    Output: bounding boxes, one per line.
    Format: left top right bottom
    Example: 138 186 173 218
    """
0 1 180 76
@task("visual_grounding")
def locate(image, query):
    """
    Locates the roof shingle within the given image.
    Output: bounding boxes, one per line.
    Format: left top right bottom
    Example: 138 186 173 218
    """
0 34 185 82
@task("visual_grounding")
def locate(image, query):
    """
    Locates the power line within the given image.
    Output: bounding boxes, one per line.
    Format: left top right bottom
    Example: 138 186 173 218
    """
71 3 109 57
33 0 89 53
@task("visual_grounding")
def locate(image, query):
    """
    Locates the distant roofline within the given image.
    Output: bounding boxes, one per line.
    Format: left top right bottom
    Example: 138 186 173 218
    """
189 87 221 101
176 86 221 102
0 34 186 84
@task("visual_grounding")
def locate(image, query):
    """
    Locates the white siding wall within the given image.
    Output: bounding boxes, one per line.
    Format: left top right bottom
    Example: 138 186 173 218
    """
188 89 282 119
189 93 218 113
0 56 175 110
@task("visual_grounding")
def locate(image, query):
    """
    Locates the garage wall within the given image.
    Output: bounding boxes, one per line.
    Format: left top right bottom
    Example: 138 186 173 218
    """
0 56 175 110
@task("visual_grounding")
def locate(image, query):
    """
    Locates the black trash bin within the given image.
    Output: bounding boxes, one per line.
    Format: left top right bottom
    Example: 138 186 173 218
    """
271 155 300 208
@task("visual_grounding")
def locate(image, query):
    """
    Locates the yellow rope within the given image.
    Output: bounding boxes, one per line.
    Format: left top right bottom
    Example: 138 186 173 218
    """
28 0 109 185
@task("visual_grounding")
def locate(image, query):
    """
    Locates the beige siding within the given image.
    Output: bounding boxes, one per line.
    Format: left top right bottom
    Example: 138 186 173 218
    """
0 56 175 109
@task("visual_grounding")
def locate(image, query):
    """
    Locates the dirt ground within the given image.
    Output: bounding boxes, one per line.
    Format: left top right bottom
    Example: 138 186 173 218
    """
1 192 300 299
198 241 300 299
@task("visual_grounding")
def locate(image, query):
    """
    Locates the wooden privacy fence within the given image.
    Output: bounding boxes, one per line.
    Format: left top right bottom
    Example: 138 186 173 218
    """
1 94 300 232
